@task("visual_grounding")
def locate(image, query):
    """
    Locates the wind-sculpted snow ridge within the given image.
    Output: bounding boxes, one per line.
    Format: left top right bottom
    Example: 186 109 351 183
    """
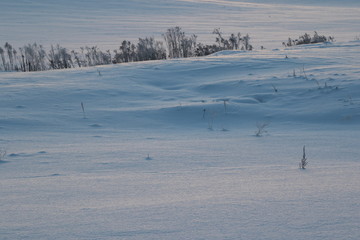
0 41 359 133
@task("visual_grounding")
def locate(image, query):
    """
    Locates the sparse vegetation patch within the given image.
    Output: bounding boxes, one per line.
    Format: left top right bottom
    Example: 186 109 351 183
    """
283 31 334 47
0 27 253 72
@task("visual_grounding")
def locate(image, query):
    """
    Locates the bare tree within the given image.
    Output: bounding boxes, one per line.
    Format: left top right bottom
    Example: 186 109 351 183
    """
181 34 197 58
20 43 48 71
229 33 242 50
299 145 308 169
48 44 72 70
0 47 6 71
12 48 20 71
5 42 14 70
241 34 253 51
163 27 197 59
213 28 230 49
213 28 252 51
137 37 166 61
163 27 181 58
113 40 136 63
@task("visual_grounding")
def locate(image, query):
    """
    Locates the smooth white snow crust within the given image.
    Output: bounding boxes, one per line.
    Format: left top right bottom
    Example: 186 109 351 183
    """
1 1 360 240
1 41 360 240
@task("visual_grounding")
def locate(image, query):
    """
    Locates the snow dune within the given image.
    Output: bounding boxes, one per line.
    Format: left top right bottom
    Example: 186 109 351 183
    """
1 41 359 131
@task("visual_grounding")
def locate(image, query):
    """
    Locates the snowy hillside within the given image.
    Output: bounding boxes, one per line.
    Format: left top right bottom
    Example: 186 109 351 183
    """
1 0 360 239
1 40 360 239
1 41 360 131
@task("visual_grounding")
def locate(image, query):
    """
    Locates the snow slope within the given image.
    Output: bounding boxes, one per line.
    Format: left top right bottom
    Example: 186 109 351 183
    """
1 0 360 239
1 41 360 240
1 41 360 131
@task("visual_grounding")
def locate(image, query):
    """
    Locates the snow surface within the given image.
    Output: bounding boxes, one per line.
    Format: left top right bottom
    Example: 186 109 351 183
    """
1 40 360 240
1 1 360 240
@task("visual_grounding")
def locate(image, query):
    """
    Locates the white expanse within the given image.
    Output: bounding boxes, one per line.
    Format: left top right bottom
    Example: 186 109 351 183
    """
1 1 360 240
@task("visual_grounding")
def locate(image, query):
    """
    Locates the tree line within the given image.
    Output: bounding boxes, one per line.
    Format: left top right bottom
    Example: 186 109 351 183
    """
0 27 253 72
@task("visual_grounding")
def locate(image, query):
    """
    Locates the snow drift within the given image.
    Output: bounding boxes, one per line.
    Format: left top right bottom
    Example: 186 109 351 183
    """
1 41 359 240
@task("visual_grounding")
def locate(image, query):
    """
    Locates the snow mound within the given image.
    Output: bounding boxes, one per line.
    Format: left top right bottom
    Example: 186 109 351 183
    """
1 42 360 133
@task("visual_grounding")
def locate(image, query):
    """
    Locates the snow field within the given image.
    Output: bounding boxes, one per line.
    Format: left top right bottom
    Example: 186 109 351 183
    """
1 0 360 239
1 41 360 239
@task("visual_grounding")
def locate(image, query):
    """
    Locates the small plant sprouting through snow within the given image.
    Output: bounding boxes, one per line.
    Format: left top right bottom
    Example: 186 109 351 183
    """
255 122 269 137
207 111 217 131
223 100 228 113
271 84 278 93
299 145 308 169
97 69 102 76
221 127 229 132
203 109 217 130
208 118 214 131
145 154 152 160
301 65 309 80
81 102 86 119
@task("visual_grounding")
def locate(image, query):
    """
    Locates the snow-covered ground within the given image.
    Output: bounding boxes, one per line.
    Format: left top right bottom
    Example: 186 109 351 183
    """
1 1 360 240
